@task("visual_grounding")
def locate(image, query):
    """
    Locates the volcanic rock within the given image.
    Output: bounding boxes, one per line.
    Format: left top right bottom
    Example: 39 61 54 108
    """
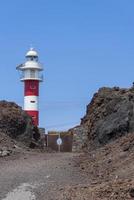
71 86 134 150
0 100 41 150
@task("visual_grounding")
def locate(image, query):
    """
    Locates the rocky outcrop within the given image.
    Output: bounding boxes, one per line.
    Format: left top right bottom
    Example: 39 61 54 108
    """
72 86 134 151
0 101 32 137
0 101 41 150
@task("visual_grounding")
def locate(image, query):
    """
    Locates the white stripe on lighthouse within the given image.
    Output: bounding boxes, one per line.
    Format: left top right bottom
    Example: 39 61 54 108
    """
24 96 38 111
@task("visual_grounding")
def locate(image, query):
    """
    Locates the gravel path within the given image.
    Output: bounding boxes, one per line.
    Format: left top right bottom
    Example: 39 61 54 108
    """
0 152 89 200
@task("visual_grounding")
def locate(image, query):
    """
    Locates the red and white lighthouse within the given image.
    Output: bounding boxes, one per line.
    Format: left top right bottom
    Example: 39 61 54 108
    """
17 48 43 126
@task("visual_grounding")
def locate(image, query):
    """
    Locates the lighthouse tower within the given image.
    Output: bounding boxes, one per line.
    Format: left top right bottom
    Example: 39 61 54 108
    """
17 48 43 126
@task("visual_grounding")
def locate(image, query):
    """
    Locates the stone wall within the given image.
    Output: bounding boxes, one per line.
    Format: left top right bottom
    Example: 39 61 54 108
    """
69 126 88 152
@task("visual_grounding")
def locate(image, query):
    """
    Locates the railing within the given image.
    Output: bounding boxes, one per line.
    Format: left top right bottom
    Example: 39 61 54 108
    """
20 74 44 81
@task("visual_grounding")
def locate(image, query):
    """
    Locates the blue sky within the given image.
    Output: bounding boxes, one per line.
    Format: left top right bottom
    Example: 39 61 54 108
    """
0 0 134 131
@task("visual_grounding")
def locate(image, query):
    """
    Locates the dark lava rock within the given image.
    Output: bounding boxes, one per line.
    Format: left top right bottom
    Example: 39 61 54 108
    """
0 100 40 148
129 188 134 197
0 101 31 137
72 86 134 150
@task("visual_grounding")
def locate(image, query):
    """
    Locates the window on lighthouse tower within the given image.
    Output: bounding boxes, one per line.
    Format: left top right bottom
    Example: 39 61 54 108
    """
30 70 35 78
27 56 38 62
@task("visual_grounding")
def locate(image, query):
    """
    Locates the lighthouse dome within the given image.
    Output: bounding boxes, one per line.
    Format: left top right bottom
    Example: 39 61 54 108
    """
26 48 38 57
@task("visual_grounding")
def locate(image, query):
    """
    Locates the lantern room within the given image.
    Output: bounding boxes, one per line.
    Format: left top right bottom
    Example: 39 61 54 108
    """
16 48 43 82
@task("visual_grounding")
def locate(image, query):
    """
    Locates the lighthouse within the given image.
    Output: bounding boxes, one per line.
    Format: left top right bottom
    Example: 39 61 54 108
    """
17 48 43 126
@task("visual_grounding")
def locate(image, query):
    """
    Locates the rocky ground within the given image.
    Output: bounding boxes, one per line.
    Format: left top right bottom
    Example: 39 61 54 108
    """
1 137 134 200
0 152 90 200
60 133 134 200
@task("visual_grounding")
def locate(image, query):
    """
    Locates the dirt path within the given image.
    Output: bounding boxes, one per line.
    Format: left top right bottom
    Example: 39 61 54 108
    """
0 152 89 200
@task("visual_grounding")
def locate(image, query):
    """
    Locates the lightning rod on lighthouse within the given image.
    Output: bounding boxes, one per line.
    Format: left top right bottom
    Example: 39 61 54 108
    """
16 48 43 126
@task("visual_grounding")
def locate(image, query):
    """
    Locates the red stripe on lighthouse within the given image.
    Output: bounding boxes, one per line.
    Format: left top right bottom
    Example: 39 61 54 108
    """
26 110 39 126
24 80 39 96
